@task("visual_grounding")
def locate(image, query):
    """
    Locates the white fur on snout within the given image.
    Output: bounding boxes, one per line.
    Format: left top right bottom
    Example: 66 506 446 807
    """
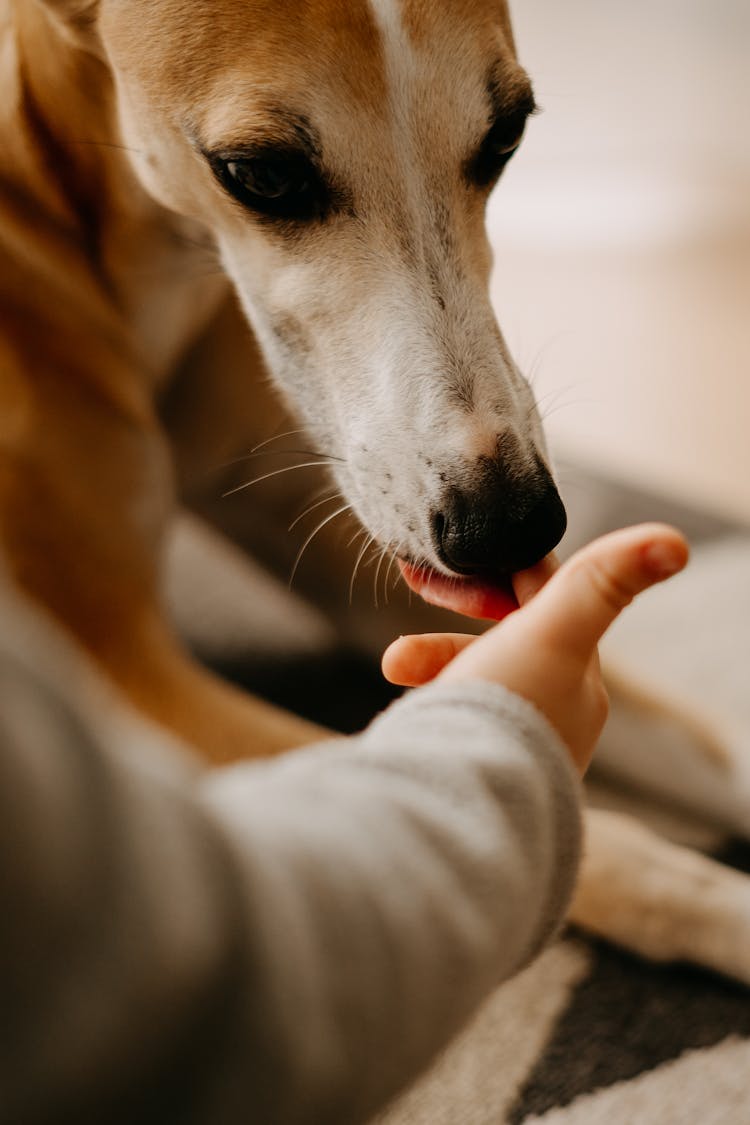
220 225 545 571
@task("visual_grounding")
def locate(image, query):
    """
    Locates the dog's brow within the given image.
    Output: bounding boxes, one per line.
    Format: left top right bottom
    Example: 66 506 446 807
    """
188 109 321 163
486 68 537 130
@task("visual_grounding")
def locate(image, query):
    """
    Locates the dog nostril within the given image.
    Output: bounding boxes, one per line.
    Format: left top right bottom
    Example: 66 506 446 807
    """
432 491 489 574
431 510 446 550
432 474 567 575
432 508 477 575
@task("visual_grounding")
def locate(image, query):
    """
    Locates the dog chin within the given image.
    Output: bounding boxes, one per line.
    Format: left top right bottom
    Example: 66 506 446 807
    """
397 560 518 622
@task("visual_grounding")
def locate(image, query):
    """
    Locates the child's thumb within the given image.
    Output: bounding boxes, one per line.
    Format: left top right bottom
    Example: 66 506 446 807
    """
526 523 689 661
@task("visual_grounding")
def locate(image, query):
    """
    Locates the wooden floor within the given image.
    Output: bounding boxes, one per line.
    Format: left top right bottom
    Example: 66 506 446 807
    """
489 0 750 524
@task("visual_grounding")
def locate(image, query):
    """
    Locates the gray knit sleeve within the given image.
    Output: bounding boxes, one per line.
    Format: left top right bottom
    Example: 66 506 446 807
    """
200 680 582 1124
0 655 581 1125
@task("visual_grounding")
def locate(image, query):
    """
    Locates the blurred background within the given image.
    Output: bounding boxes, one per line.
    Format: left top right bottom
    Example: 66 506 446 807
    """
489 0 750 524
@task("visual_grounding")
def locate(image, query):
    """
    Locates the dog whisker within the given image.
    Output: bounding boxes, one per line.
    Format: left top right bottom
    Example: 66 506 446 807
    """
288 489 342 532
227 448 341 466
250 429 308 454
288 502 353 588
346 526 368 551
379 543 400 607
70 138 146 156
522 332 568 390
373 544 390 609
528 381 588 426
529 383 572 418
221 441 345 471
222 460 341 497
384 551 400 604
349 533 376 605
541 395 598 424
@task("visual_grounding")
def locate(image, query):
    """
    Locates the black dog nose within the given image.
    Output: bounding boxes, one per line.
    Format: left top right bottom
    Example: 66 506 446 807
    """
433 465 567 574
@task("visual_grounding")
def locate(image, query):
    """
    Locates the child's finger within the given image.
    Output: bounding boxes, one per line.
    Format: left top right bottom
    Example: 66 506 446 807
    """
382 632 477 686
526 523 689 661
512 552 560 607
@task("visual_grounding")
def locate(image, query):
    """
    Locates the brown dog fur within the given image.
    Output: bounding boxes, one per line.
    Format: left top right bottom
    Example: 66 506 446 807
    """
0 0 328 761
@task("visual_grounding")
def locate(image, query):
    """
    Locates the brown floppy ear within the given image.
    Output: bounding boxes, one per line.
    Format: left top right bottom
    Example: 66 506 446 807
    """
37 0 98 18
36 0 101 48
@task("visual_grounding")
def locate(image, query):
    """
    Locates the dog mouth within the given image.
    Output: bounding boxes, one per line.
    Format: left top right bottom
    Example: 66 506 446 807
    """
397 560 518 622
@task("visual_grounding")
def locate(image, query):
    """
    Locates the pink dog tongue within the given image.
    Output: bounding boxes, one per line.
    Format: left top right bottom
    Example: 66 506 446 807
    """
398 561 518 622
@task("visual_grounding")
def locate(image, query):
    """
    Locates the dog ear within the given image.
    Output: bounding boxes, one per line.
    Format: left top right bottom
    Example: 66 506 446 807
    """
37 0 101 49
38 0 98 18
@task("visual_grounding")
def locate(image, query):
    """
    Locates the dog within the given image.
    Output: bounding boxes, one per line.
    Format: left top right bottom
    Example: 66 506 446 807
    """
2 0 749 984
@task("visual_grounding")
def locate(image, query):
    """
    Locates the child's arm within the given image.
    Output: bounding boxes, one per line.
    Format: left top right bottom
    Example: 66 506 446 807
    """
0 645 581 1125
0 524 686 1125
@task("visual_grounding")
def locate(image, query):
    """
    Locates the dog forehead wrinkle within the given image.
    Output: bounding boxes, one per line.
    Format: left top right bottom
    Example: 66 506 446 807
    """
192 106 322 161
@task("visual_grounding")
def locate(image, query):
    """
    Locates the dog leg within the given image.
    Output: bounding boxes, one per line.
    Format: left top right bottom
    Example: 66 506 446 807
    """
571 808 750 985
596 662 750 838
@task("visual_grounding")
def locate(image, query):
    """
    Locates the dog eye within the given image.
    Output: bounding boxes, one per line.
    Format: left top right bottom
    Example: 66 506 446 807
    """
468 121 526 188
489 130 523 160
211 151 327 221
226 156 308 200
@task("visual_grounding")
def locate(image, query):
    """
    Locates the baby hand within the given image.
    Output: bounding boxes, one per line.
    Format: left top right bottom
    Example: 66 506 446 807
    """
383 524 689 776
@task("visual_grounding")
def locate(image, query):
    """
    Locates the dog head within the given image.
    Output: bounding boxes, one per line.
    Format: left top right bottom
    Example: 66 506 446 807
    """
90 1 566 610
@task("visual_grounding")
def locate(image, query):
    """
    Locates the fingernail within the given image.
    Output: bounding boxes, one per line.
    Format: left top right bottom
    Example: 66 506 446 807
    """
643 541 685 578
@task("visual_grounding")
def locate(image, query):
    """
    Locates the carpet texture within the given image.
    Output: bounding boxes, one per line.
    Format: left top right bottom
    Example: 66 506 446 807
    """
374 926 750 1125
